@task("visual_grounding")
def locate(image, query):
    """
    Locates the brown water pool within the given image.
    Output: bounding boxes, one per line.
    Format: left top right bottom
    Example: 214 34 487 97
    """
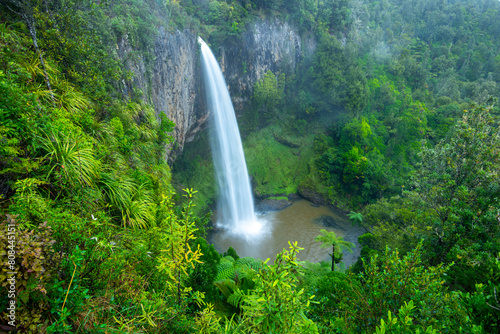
210 199 366 266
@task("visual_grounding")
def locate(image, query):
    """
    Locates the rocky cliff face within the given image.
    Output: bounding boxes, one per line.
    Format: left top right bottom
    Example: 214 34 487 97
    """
220 19 316 111
151 27 207 158
117 20 315 160
117 27 206 159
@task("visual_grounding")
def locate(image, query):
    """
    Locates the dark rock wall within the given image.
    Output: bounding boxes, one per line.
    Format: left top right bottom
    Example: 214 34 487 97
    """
220 19 306 111
117 19 316 160
152 27 205 158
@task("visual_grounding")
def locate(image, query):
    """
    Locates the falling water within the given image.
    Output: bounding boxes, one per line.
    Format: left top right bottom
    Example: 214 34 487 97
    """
198 37 263 239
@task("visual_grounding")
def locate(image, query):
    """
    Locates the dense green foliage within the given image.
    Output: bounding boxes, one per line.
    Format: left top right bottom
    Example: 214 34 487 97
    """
1 0 500 332
310 243 477 333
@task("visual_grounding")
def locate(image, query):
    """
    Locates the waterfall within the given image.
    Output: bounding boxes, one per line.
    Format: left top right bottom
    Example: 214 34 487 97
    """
198 37 263 238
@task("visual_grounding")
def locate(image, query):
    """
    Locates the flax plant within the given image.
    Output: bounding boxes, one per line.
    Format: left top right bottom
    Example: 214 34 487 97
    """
39 130 101 188
99 173 155 229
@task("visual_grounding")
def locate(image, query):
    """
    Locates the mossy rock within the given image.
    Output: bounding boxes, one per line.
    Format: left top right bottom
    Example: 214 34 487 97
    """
244 126 314 198
273 132 301 148
312 215 346 230
297 182 330 206
256 197 293 212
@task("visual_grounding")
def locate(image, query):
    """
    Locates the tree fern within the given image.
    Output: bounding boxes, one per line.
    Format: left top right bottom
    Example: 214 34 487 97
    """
227 288 245 308
236 257 262 271
215 268 236 282
213 255 262 308
315 229 355 271
213 279 237 299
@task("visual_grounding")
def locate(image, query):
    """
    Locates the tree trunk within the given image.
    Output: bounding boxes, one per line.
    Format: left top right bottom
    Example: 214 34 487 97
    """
26 16 54 103
331 245 335 271
4 1 55 103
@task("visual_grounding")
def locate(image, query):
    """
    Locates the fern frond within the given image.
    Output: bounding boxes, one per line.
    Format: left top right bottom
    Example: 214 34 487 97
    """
227 289 245 308
214 279 237 299
215 268 236 282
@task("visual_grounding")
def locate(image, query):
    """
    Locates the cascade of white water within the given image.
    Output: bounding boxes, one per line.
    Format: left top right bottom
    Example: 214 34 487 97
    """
198 37 263 238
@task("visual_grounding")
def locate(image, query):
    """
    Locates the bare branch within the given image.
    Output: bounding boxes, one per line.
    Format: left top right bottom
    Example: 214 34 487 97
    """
486 287 500 311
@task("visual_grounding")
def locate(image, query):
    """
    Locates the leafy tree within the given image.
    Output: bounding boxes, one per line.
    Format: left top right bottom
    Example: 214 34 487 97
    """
374 300 439 334
315 229 355 271
310 34 345 109
157 188 203 304
35 0 125 101
317 0 350 33
411 102 500 288
461 279 500 332
0 67 45 197
187 237 221 306
1 0 54 99
342 146 369 184
310 33 368 115
252 70 285 125
322 242 475 333
342 64 368 115
236 242 318 333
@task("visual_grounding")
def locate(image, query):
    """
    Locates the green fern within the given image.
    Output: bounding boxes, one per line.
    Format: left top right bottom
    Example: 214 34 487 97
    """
221 256 236 264
214 256 262 307
213 279 237 299
215 268 236 282
215 257 236 280
238 268 258 291
235 257 251 265
235 257 254 266
227 288 245 308
236 257 262 271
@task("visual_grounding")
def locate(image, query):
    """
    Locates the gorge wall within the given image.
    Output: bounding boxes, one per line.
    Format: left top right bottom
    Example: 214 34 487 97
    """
220 19 316 111
117 19 315 160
